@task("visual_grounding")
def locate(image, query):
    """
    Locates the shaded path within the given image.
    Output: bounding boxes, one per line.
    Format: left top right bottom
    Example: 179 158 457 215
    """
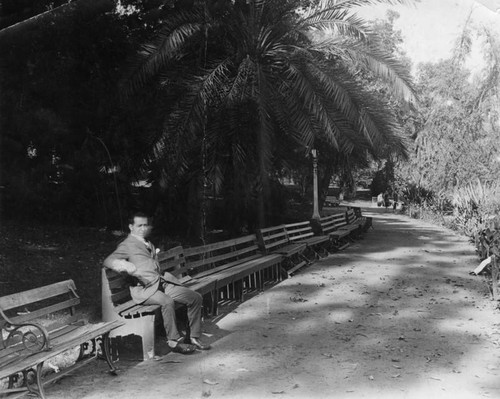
51 205 500 399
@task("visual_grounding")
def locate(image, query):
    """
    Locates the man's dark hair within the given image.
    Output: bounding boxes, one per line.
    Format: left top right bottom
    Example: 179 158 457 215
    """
128 211 150 225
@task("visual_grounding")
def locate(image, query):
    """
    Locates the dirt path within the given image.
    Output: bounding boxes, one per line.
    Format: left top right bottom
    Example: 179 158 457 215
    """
50 205 500 399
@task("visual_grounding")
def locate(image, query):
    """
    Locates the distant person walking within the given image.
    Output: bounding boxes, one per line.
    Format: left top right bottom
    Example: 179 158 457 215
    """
384 191 390 209
393 192 399 211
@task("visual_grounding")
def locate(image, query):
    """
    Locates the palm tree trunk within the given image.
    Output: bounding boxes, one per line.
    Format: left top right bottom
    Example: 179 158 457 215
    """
319 163 334 212
257 128 267 229
186 177 202 241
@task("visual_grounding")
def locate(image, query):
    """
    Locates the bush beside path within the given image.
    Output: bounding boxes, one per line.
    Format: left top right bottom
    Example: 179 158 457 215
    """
47 207 500 399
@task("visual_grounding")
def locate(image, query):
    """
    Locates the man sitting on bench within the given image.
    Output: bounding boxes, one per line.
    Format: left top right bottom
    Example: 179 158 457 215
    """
103 211 210 354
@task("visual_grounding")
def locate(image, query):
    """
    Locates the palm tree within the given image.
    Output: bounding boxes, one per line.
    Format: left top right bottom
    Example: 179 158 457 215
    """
122 0 416 235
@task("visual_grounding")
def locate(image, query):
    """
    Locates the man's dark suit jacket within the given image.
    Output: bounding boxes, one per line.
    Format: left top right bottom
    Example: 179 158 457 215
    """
103 234 181 304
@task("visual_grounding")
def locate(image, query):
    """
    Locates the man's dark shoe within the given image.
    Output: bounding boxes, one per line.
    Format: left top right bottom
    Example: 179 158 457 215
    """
190 337 211 350
169 342 196 354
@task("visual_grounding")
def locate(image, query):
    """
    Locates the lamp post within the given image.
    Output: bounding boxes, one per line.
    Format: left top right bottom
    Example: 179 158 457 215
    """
311 149 320 220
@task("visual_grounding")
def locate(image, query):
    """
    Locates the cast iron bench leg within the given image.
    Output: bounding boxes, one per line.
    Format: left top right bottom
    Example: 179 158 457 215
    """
24 362 45 399
101 333 118 374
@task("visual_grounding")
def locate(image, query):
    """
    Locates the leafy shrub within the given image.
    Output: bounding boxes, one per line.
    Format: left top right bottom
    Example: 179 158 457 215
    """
452 180 500 238
399 180 500 251
476 220 500 260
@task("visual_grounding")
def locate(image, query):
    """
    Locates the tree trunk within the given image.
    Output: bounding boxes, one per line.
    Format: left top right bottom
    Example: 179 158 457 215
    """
0 0 115 46
186 177 203 242
492 255 498 301
319 163 334 212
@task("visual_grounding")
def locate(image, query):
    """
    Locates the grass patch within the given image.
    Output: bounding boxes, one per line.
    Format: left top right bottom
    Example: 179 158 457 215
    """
0 221 121 321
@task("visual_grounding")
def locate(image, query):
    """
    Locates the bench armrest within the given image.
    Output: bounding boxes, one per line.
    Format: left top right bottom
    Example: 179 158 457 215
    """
0 307 51 352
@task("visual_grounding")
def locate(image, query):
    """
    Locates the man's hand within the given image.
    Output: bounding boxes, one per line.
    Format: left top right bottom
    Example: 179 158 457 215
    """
112 259 137 274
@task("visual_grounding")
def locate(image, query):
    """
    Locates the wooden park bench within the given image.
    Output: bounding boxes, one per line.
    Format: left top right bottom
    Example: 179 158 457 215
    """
335 209 362 238
284 220 330 260
182 235 283 314
1 280 122 399
257 225 309 276
342 208 373 237
318 212 352 250
157 245 218 316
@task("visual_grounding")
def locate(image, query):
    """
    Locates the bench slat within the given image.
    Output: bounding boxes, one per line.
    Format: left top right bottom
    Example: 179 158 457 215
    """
329 230 350 239
284 221 309 228
110 289 132 304
261 227 287 239
186 244 259 270
183 276 217 296
161 257 184 269
184 235 257 257
214 254 283 287
319 213 348 233
272 242 307 256
113 300 160 316
288 232 314 241
158 245 186 273
2 298 80 326
302 236 330 245
158 245 184 261
193 254 262 279
0 280 77 311
258 225 289 250
107 275 128 290
286 228 315 241
263 239 289 251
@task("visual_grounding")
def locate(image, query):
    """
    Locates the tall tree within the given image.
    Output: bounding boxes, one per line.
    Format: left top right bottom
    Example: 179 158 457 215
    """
0 2 150 226
399 23 500 204
122 0 416 237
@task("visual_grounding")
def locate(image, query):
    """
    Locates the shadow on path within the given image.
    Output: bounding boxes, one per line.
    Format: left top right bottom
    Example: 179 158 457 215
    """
48 210 500 399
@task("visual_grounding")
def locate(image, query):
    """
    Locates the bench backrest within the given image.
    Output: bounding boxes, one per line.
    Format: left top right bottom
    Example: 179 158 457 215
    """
0 280 79 326
284 220 314 242
319 212 347 234
0 280 80 347
257 225 290 253
158 245 193 283
345 209 357 224
184 234 261 275
102 267 137 308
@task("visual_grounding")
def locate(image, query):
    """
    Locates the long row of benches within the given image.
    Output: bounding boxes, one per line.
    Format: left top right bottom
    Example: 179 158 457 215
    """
1 206 372 397
101 206 372 360
101 233 285 361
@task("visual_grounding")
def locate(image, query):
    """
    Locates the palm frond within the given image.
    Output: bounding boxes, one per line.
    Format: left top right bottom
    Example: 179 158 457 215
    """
284 60 355 151
119 0 415 228
226 56 254 105
312 35 416 104
299 7 372 42
121 9 207 97
316 0 415 10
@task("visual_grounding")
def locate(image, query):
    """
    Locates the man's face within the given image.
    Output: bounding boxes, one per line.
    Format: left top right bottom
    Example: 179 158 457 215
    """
129 216 150 239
